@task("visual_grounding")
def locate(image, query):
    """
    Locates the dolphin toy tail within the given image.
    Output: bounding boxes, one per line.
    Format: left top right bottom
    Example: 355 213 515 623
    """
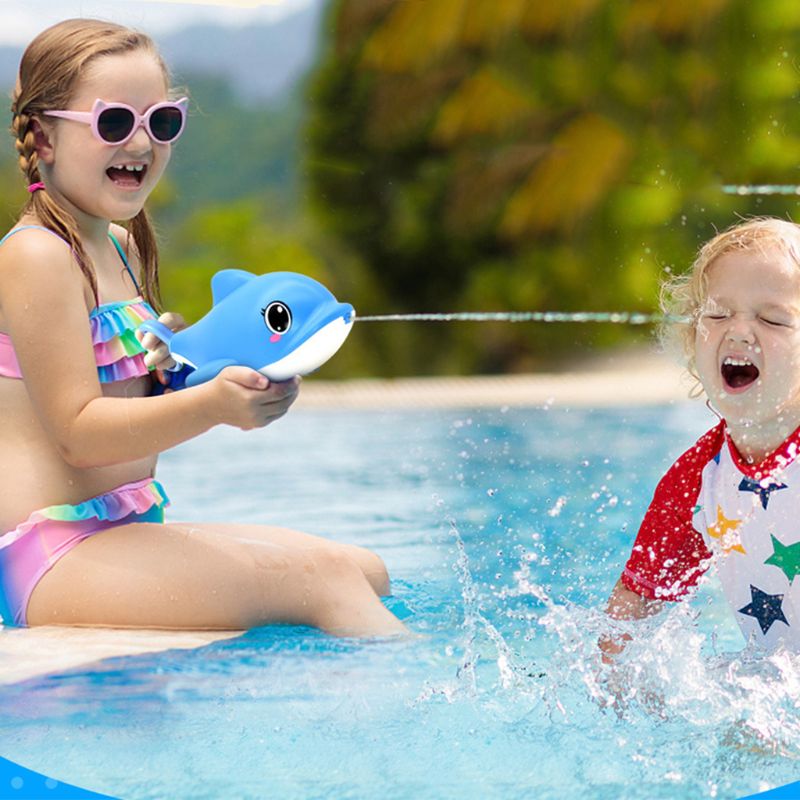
137 319 176 350
136 319 194 394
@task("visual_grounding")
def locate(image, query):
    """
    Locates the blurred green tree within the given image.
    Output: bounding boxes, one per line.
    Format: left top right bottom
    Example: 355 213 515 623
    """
306 0 800 375
160 74 305 223
1 5 799 378
0 158 26 232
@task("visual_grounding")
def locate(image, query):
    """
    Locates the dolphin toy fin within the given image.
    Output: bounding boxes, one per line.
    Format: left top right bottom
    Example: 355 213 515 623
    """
211 270 256 306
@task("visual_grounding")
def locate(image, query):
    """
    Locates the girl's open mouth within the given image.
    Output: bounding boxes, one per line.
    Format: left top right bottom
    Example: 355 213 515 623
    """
106 164 147 188
721 357 760 391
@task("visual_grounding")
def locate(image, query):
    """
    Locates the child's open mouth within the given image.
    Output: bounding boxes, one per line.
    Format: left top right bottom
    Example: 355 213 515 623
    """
106 164 147 188
721 357 760 391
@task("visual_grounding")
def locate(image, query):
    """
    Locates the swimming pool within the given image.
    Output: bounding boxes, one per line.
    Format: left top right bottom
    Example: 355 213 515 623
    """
1 401 798 799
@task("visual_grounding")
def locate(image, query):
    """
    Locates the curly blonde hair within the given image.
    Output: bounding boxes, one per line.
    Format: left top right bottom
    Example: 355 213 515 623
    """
659 217 800 396
11 18 173 309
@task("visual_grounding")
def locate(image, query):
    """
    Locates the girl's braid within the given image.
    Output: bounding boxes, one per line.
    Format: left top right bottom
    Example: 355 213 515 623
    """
11 103 40 184
10 91 99 304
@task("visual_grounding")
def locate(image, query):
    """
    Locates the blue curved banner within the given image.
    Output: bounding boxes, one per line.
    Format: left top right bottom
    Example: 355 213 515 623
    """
0 756 116 799
739 782 800 799
1 750 799 800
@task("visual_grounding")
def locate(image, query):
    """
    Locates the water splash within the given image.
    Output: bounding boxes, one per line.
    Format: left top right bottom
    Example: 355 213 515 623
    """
721 184 800 196
534 585 800 759
418 504 800 765
356 311 690 325
414 497 544 706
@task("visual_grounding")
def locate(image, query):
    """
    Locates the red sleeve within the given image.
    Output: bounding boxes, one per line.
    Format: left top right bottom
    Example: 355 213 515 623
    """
621 422 724 601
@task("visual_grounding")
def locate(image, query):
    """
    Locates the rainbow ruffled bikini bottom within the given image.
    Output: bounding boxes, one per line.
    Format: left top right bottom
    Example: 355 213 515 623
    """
0 478 168 626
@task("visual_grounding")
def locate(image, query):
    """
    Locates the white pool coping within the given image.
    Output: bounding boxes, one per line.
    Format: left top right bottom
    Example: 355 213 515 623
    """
0 626 240 685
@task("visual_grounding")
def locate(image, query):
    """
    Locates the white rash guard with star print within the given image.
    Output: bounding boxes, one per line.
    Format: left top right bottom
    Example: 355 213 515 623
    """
621 419 800 650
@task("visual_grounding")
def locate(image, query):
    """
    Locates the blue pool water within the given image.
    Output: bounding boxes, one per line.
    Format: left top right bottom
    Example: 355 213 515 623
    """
1 401 799 799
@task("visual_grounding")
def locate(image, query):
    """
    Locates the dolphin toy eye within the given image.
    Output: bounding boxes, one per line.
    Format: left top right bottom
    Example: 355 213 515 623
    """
263 302 292 335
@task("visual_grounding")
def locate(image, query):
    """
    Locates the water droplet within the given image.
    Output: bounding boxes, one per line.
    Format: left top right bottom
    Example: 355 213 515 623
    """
547 497 567 517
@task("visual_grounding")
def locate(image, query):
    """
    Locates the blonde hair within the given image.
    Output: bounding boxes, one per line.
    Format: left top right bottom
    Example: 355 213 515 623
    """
660 216 800 394
11 18 170 309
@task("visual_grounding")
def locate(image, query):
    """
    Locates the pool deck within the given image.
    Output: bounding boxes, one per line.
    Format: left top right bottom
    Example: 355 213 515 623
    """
0 346 693 685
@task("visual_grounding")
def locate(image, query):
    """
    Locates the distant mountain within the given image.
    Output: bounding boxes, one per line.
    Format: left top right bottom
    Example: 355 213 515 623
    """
0 0 326 104
0 47 20 90
160 1 326 104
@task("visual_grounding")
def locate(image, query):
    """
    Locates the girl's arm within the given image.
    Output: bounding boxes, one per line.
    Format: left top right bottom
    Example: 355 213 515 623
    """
599 577 664 663
599 435 717 663
0 230 298 468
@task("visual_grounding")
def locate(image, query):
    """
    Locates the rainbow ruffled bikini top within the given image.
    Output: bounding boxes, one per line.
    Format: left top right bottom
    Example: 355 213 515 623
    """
0 226 157 383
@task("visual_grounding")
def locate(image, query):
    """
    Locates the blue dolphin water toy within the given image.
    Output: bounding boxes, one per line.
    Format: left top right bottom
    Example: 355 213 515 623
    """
138 270 354 388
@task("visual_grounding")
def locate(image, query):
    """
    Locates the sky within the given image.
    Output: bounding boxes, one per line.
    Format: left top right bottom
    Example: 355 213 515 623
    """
0 0 316 45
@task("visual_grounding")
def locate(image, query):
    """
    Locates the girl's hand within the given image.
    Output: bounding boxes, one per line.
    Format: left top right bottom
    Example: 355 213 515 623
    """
136 312 186 387
204 367 300 430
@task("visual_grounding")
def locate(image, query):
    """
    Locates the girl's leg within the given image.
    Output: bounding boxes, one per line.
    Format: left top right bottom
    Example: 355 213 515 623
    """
175 522 391 596
25 522 408 637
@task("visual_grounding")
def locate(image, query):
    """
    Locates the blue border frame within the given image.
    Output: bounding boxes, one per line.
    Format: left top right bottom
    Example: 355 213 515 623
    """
0 753 797 799
0 757 116 799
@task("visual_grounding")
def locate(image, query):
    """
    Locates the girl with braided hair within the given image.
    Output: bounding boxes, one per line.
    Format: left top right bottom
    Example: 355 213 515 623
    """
0 19 407 637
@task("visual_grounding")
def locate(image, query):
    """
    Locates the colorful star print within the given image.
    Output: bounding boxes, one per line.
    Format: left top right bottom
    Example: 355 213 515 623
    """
764 534 800 583
738 585 789 635
707 505 746 554
738 477 788 509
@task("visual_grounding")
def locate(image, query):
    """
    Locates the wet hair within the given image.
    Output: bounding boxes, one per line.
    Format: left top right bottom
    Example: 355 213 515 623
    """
11 18 170 309
659 216 800 395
